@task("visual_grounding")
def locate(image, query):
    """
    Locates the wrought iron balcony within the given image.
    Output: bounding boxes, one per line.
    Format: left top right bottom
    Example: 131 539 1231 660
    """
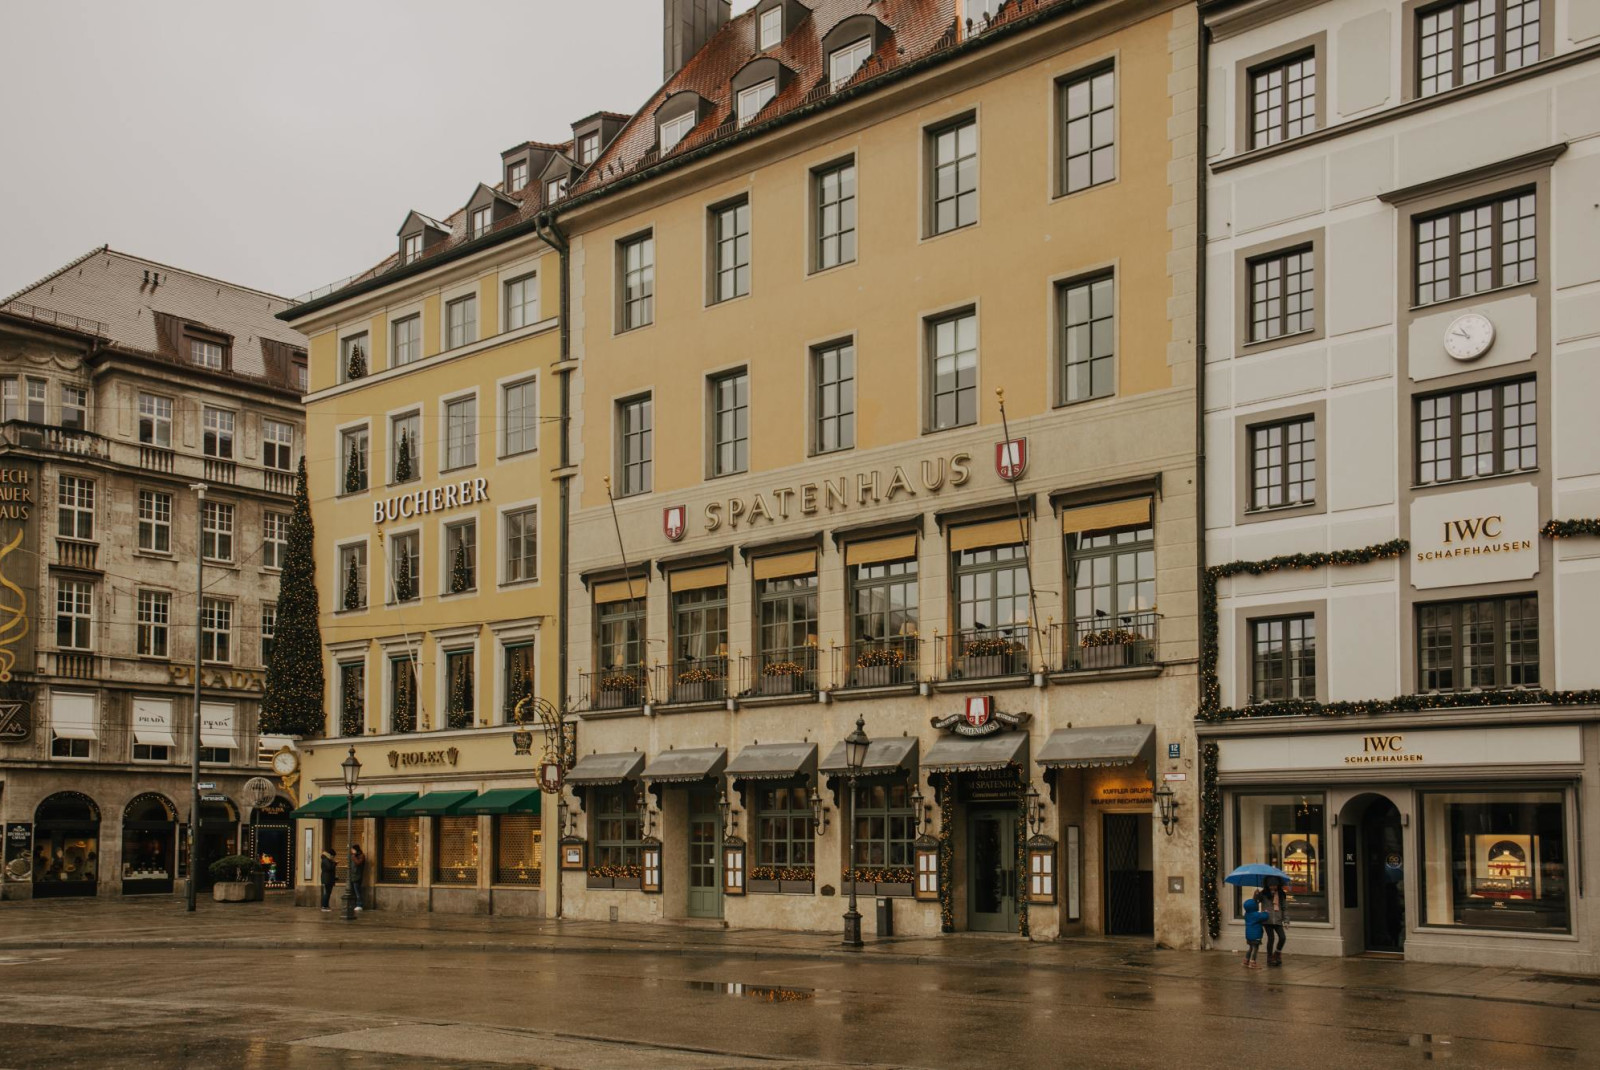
937 625 1034 681
741 644 819 698
654 655 730 706
581 665 647 711
832 636 923 690
1049 612 1160 673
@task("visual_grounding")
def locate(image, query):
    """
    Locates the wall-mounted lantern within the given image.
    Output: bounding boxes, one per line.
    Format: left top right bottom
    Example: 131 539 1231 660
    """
1155 781 1179 836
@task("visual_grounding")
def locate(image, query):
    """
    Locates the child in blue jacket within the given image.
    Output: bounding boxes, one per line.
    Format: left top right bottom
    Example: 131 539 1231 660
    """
1242 893 1268 969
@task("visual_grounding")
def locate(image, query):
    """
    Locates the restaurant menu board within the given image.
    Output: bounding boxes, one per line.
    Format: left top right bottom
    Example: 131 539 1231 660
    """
4 823 33 882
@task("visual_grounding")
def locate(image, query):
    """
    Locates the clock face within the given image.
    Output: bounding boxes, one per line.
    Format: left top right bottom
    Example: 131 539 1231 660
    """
271 749 298 775
1444 313 1495 362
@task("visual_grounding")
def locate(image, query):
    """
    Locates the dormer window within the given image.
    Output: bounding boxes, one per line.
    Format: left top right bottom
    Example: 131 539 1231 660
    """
191 339 224 370
403 233 423 264
471 206 492 239
737 80 776 127
508 160 529 192
829 37 872 91
759 6 782 49
579 133 600 166
661 112 695 154
546 177 567 203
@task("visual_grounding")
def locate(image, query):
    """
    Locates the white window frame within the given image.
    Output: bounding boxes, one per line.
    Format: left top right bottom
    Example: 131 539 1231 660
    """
504 272 540 330
445 294 478 349
136 589 170 658
660 111 695 154
201 597 233 665
202 500 235 563
137 392 172 448
336 539 370 612
202 406 235 460
388 527 422 605
389 409 421 485
829 37 872 91
391 313 423 366
191 339 224 370
737 79 776 127
499 498 541 587
759 5 782 48
579 132 600 165
56 579 93 651
403 233 422 264
262 419 294 472
338 423 370 496
56 474 94 540
508 160 529 192
137 488 172 554
59 383 87 429
260 602 277 666
471 205 492 239
441 515 478 596
442 391 478 472
500 374 539 457
262 509 290 571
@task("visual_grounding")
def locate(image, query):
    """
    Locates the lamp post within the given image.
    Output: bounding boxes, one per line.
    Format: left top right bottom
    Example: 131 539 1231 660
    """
341 747 361 921
185 482 206 913
1154 781 1179 836
842 714 870 949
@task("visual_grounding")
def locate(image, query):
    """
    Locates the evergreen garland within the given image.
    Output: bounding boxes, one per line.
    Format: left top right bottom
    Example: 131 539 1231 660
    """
393 546 414 602
344 439 364 494
259 458 326 737
1542 518 1600 539
340 669 364 737
1015 775 1030 938
394 428 413 483
448 659 473 730
450 540 472 593
343 556 362 611
1200 742 1221 940
938 771 955 934
345 342 366 380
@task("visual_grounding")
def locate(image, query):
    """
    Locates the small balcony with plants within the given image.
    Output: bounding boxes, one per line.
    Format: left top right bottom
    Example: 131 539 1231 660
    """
742 643 819 699
655 655 730 706
581 665 647 712
1049 611 1160 675
938 626 1033 683
834 635 921 691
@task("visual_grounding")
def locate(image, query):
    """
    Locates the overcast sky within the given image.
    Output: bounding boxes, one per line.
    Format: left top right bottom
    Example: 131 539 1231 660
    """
0 0 760 302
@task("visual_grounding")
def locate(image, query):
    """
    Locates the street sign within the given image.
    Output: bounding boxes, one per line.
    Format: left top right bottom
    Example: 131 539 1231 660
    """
1163 772 1187 782
1167 743 1181 759
198 781 217 791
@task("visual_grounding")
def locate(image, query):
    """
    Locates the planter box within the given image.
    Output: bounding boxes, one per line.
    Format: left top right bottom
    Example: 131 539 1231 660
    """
212 881 252 903
748 879 782 894
843 880 914 898
1080 644 1134 670
781 880 816 895
964 655 1005 680
596 689 640 710
673 681 717 704
612 877 642 890
854 665 895 689
586 875 614 889
759 674 797 696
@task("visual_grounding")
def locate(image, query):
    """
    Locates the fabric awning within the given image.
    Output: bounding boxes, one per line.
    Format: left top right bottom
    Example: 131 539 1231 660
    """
50 693 97 740
289 795 358 819
456 788 543 815
566 751 646 786
594 576 646 604
752 550 816 581
351 792 418 817
1036 724 1156 779
726 742 818 781
844 534 917 568
668 564 728 593
131 698 176 748
922 731 1029 772
643 747 727 783
949 517 1030 552
200 702 235 750
820 735 918 776
1060 497 1152 535
397 790 478 815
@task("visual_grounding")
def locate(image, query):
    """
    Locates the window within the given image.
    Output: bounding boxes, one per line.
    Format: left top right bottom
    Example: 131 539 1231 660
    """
133 741 168 763
1250 52 1316 148
338 543 368 611
545 177 567 203
1420 789 1568 932
592 785 643 867
444 395 477 470
814 160 856 270
851 777 915 869
759 5 782 48
201 598 232 664
671 585 727 681
56 475 94 540
579 132 600 165
262 511 289 570
619 234 654 331
508 160 529 193
191 338 224 369
928 311 977 430
1248 416 1317 510
201 704 236 761
502 378 538 456
737 79 776 126
202 408 234 460
1060 274 1115 403
340 333 369 382
291 359 308 393
596 596 646 684
954 544 1031 669
1415 189 1536 305
757 574 817 683
660 111 695 154
262 419 294 471
1418 594 1539 691
1067 523 1154 649
505 273 539 329
51 734 90 759
392 314 422 366
755 783 814 869
202 501 234 561
710 371 749 476
1417 377 1536 484
379 817 420 884
504 641 535 722
433 815 478 884
137 490 171 553
0 377 16 421
389 531 419 603
24 378 45 423
1248 247 1315 342
617 395 652 496
850 558 918 683
446 519 477 593
470 206 492 239
830 37 872 90
402 233 422 264
260 603 277 665
136 590 170 657
710 199 751 303
1418 0 1541 98
814 341 855 453
505 507 537 583
340 426 370 494
445 648 475 727
928 116 977 235
390 654 418 733
60 384 86 429
1249 614 1316 702
446 295 477 348
338 661 365 736
495 814 542 885
1061 66 1115 193
1234 794 1328 921
390 412 420 484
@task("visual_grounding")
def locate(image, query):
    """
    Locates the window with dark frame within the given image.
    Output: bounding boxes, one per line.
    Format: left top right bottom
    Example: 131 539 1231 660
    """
711 370 749 476
757 574 818 679
504 641 535 722
390 654 418 733
579 132 600 166
711 199 751 303
671 585 727 684
1248 416 1317 510
341 427 369 493
1415 189 1536 306
928 310 977 430
508 160 529 193
1418 0 1541 98
850 558 918 680
617 395 652 495
619 234 654 330
596 596 646 683
1067 524 1154 645
1248 246 1315 342
813 341 855 453
1060 274 1115 403
851 777 915 870
814 159 857 270
954 544 1031 641
402 234 422 264
1060 65 1115 193
470 206 492 239
1249 51 1316 148
1249 614 1316 703
755 783 814 870
339 661 365 736
445 648 474 724
1416 377 1536 484
592 785 643 867
1417 594 1539 692
928 116 977 235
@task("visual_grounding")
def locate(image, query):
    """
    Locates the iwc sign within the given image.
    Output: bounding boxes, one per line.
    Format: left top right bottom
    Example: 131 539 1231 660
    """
1410 482 1538 590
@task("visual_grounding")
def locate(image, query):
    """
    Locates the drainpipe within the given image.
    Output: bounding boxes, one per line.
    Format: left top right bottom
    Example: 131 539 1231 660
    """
1193 11 1211 949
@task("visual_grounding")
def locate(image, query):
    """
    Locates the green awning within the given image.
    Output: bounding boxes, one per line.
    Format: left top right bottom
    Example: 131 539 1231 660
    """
456 788 543 816
396 790 478 815
351 792 419 817
288 795 360 819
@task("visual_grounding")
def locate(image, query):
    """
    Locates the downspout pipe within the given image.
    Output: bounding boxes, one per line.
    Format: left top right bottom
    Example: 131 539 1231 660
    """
1193 10 1211 949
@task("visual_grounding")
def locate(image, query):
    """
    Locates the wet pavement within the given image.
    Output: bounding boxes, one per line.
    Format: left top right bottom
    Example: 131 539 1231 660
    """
0 898 1596 1068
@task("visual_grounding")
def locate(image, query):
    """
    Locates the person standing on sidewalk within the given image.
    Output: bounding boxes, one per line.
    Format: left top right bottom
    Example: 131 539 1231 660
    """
1261 876 1289 967
1241 893 1268 969
349 844 367 912
319 848 337 912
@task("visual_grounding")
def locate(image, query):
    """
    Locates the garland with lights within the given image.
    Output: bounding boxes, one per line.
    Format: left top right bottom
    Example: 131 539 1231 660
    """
938 771 955 933
1200 742 1220 940
1015 779 1030 938
750 865 814 882
259 459 325 737
1542 518 1600 539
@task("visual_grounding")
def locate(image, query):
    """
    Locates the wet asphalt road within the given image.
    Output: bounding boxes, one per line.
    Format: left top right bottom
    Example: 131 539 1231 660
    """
0 944 1596 1069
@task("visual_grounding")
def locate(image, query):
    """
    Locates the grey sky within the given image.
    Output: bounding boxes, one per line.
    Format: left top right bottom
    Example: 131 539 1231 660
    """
1 0 759 303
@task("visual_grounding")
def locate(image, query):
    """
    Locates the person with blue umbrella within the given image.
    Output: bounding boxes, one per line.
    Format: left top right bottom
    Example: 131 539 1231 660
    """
1226 864 1295 969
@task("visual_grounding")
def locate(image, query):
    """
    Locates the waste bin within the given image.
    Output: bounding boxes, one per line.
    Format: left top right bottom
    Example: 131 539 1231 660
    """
876 896 894 937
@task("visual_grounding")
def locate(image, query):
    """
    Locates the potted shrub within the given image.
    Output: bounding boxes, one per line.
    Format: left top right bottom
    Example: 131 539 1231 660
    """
597 672 641 709
674 665 721 704
760 660 805 695
962 635 1021 680
588 863 643 890
1079 627 1142 670
854 645 906 689
209 854 262 903
749 865 815 894
842 866 914 898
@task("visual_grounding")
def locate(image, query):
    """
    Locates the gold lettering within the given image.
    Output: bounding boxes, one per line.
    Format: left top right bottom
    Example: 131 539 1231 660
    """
824 478 846 511
920 458 946 492
856 471 879 505
885 466 915 500
748 494 774 525
773 487 794 519
800 484 819 515
949 452 971 486
727 498 746 529
704 502 722 532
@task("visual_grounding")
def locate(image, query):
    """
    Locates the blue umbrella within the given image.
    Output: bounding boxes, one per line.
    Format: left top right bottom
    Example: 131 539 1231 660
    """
1225 863 1294 887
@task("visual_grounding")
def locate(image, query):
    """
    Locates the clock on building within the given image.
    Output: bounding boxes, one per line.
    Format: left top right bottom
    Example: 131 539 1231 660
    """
271 748 299 776
1443 313 1495 362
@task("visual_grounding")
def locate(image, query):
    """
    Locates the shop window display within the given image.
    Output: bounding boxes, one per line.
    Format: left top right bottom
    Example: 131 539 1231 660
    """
378 817 420 884
121 793 177 894
1233 792 1327 921
32 792 100 896
494 814 542 885
434 816 479 885
1421 790 1569 932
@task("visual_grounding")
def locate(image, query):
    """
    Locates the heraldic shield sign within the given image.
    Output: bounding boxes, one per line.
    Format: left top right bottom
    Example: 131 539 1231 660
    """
930 695 1030 738
663 504 687 541
996 438 1027 481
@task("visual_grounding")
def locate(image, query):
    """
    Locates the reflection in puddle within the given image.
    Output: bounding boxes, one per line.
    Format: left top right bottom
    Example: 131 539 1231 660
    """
685 981 816 1003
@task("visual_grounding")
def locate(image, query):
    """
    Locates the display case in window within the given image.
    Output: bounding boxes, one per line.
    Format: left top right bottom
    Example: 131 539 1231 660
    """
1233 792 1327 921
120 793 177 895
494 814 542 886
433 816 479 885
379 817 420 884
1422 790 1569 931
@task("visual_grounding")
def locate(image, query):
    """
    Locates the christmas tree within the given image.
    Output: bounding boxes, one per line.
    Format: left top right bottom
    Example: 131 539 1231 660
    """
394 545 414 602
450 539 471 593
343 556 362 610
395 428 413 483
260 458 326 737
507 653 532 722
448 659 473 729
344 439 364 494
346 342 366 380
393 660 416 733
340 669 364 737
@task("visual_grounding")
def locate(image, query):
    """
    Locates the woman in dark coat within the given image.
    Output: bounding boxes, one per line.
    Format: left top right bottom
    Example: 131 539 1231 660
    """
349 844 366 911
319 848 337 911
1260 876 1289 966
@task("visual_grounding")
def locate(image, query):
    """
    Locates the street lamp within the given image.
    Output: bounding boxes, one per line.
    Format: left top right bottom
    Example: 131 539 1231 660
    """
185 481 207 913
1154 780 1179 837
842 714 869 949
341 747 361 921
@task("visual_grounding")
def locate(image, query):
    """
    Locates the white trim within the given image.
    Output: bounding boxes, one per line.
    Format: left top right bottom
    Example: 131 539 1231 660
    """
384 525 423 606
333 535 371 615
438 276 482 351
302 318 557 404
437 510 481 598
497 495 542 589
490 618 542 728
497 260 542 333
438 385 481 474
495 369 540 460
384 403 424 488
435 631 481 729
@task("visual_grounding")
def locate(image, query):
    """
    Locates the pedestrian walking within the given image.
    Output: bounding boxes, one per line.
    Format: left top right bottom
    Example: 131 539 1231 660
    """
319 847 337 912
1260 876 1289 967
1241 892 1268 969
350 844 366 912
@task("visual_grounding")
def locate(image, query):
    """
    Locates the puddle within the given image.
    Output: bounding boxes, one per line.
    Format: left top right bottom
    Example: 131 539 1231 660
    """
1104 990 1153 1002
684 981 816 1003
1525 973 1600 987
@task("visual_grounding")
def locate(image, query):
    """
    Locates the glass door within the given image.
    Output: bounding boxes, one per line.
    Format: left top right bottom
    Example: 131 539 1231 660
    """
1361 798 1405 953
687 788 722 918
967 808 1016 932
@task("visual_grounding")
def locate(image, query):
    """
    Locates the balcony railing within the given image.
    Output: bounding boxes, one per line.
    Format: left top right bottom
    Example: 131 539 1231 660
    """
654 656 731 706
742 644 820 698
138 445 175 472
832 636 923 690
0 421 107 459
582 665 647 711
937 625 1035 682
55 539 98 571
264 468 295 495
47 651 97 679
1049 612 1160 674
203 457 237 484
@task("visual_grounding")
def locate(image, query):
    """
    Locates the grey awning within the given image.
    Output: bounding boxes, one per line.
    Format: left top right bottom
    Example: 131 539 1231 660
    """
820 735 918 776
1036 724 1156 777
565 751 646 786
642 747 727 783
726 742 818 781
922 731 1029 772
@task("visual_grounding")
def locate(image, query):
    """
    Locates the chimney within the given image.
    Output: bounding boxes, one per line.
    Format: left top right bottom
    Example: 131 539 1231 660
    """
663 0 730 81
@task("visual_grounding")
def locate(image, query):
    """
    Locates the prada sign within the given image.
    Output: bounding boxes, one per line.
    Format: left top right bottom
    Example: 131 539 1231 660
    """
1410 482 1538 590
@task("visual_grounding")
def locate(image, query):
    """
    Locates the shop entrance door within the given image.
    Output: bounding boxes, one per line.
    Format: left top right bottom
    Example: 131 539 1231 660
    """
687 787 722 919
1361 798 1405 953
967 808 1017 932
1103 813 1154 935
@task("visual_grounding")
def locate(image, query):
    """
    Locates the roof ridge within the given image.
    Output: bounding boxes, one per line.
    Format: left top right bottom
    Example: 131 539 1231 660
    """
97 247 293 304
0 244 108 308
